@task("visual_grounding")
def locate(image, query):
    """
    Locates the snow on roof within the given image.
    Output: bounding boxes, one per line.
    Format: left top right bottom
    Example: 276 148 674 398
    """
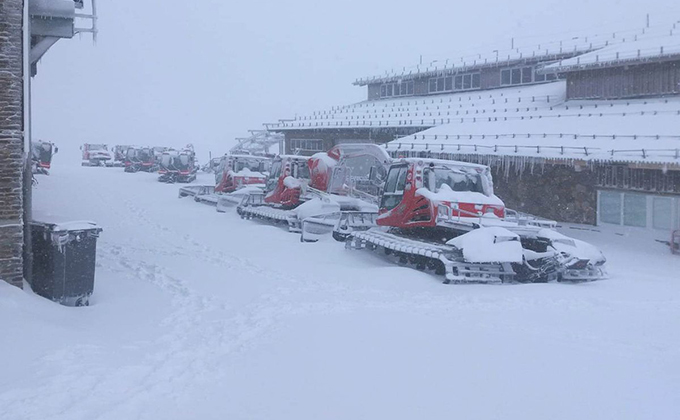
272 82 566 132
352 23 670 86
544 27 680 72
388 83 680 165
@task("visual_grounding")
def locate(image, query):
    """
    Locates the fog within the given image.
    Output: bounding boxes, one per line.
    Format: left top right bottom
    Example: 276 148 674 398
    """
31 0 680 161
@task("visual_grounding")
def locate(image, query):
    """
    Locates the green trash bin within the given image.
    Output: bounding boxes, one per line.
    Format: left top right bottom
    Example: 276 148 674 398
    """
30 221 102 307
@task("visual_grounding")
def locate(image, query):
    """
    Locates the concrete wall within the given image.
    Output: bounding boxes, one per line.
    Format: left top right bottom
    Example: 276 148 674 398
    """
0 0 25 288
367 84 381 101
567 61 680 100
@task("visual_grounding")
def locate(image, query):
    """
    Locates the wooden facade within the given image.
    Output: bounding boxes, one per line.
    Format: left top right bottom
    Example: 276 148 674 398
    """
283 127 427 155
566 61 680 100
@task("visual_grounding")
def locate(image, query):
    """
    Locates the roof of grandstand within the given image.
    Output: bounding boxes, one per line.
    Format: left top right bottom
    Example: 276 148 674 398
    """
352 22 679 86
544 29 680 73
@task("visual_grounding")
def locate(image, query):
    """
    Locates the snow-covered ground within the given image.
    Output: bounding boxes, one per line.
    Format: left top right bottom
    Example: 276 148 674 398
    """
2 164 680 420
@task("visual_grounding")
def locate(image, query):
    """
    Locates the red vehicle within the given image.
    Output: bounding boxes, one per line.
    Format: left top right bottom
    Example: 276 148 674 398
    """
113 145 131 167
263 155 310 208
307 143 391 196
81 143 114 166
214 155 270 193
236 155 312 228
158 149 197 183
138 147 157 172
32 140 57 173
347 158 607 284
376 158 505 229
304 144 392 241
124 147 155 172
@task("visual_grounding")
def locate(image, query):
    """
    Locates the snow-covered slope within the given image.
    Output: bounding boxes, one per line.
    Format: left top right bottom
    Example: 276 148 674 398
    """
1 165 679 420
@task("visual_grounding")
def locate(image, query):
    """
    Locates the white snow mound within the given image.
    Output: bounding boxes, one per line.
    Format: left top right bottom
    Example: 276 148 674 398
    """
294 198 341 220
416 185 503 206
283 176 302 189
539 228 605 262
447 227 523 263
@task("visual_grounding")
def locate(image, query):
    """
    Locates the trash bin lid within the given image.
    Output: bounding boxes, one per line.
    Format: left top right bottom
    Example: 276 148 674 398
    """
31 217 102 233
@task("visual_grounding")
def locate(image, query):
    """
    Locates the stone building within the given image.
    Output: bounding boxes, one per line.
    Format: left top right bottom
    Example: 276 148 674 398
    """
0 0 25 288
0 0 96 288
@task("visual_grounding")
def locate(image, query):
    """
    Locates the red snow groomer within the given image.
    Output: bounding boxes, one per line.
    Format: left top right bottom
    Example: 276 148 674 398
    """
81 143 114 167
124 147 156 172
113 145 132 167
32 140 57 174
301 143 392 241
138 147 157 172
158 149 196 183
215 155 270 194
236 155 319 231
346 158 607 284
237 144 394 241
123 147 141 172
180 154 272 208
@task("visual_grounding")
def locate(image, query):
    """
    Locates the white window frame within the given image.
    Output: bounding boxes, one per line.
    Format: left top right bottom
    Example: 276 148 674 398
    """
500 65 554 87
428 72 481 93
597 190 680 232
290 139 324 152
381 81 414 98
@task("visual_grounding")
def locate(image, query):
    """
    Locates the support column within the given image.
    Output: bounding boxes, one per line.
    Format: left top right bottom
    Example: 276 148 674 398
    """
0 0 25 288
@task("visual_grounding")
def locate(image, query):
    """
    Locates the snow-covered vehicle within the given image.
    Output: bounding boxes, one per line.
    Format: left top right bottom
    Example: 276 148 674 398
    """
81 143 114 167
237 146 392 241
300 144 392 242
215 155 270 194
201 157 222 173
236 155 323 231
158 148 197 183
123 147 141 172
345 158 607 284
178 154 271 209
123 147 157 173
31 140 57 174
112 145 132 167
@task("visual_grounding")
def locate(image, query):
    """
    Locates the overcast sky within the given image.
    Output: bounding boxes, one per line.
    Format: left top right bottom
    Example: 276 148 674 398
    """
32 0 680 162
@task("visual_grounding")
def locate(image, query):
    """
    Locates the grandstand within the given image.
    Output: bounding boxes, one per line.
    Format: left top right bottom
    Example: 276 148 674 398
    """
266 22 680 238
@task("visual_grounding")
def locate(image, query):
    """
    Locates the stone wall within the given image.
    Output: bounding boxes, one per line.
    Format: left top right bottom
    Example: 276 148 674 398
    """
0 0 25 288
491 164 598 225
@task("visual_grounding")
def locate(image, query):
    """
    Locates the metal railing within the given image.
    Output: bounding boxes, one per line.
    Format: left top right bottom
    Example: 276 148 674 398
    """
274 108 680 130
387 137 680 161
